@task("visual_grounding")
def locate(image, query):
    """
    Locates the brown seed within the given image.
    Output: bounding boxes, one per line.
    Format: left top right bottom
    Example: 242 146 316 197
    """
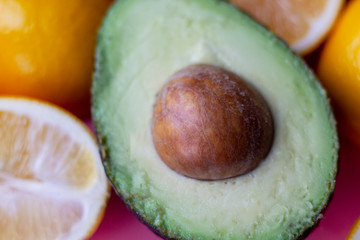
151 64 274 180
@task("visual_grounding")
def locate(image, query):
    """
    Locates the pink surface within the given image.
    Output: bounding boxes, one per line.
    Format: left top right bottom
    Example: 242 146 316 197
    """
89 122 360 240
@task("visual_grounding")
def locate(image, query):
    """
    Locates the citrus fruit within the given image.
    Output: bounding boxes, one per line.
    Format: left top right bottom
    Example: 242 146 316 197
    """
0 97 109 240
317 0 360 146
0 0 113 116
229 0 344 55
348 217 360 240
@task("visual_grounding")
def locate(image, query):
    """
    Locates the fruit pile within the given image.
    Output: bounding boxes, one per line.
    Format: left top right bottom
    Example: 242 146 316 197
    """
1 0 360 239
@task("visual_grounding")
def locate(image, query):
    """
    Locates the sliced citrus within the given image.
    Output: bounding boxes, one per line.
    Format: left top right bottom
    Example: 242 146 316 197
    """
229 0 344 55
348 217 360 240
0 97 109 240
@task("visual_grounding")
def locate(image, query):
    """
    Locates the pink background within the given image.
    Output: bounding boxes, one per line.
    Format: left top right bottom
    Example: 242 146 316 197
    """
88 120 360 240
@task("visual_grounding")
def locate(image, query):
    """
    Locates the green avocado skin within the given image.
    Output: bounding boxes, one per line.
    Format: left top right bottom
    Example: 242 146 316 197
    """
92 0 338 239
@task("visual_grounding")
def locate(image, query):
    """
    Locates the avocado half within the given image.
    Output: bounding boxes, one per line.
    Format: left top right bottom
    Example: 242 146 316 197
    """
91 0 338 239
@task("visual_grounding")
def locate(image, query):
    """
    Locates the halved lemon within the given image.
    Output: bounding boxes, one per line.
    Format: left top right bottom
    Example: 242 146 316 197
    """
229 0 344 55
0 97 109 240
348 217 360 240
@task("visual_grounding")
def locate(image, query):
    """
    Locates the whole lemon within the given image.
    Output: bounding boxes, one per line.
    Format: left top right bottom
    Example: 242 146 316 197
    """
317 0 360 145
0 0 112 116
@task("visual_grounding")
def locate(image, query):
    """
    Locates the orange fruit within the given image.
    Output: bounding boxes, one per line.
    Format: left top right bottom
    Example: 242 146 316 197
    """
347 217 360 240
317 0 360 146
0 0 113 116
229 0 344 55
0 96 109 240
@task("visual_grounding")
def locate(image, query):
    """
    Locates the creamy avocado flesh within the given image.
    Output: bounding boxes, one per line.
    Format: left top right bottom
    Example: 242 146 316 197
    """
92 0 338 239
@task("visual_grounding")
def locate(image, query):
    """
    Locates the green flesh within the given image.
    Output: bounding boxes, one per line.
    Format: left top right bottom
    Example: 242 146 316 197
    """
92 0 338 239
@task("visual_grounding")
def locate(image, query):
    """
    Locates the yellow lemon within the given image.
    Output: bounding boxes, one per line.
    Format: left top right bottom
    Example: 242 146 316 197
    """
0 0 112 116
0 96 109 240
317 0 360 146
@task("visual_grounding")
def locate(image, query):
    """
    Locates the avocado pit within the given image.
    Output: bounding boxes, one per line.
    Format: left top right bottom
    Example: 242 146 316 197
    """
151 64 274 180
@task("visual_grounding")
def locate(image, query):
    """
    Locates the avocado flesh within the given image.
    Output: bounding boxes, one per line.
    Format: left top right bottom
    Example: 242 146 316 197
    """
92 0 338 239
